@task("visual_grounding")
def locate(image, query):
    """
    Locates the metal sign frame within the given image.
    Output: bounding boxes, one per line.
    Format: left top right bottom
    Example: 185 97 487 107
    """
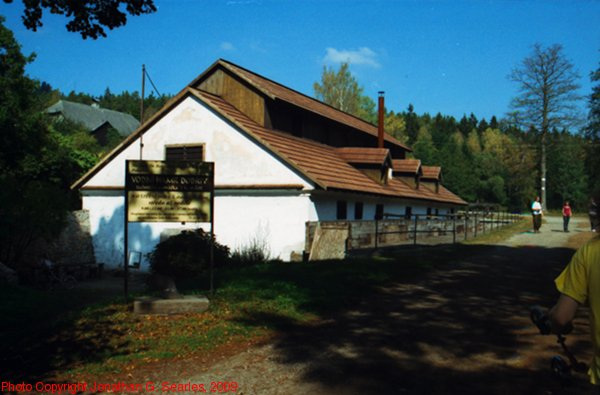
123 160 215 299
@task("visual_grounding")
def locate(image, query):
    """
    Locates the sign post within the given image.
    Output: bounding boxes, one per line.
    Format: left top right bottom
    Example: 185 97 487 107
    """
124 160 215 300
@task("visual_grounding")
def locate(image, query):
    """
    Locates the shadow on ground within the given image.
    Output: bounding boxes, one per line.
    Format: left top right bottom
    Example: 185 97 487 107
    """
235 244 594 395
0 272 149 382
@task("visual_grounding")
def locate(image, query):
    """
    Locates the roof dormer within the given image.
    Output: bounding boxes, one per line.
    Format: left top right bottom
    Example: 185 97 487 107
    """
335 147 392 185
421 166 442 193
392 159 422 189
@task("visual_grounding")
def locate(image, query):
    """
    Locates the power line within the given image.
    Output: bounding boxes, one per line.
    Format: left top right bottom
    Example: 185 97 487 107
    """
144 67 161 97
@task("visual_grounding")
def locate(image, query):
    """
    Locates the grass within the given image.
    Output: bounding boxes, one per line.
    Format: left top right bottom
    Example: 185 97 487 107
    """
461 217 531 245
1 255 438 382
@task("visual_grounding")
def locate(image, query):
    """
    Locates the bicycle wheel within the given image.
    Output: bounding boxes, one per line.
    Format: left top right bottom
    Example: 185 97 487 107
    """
551 356 570 380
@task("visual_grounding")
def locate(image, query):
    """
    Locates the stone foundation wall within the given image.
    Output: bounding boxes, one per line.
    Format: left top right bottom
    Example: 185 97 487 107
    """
26 210 95 266
305 214 518 259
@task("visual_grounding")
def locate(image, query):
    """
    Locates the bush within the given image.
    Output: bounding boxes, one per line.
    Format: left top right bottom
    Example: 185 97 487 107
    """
147 230 230 278
231 234 271 266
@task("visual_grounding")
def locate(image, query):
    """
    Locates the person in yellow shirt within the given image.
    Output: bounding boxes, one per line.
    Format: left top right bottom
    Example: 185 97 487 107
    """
550 234 600 386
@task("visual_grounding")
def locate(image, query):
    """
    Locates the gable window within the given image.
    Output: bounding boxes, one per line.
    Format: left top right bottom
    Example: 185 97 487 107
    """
375 204 384 220
165 144 204 161
405 206 412 219
336 201 347 220
354 202 364 220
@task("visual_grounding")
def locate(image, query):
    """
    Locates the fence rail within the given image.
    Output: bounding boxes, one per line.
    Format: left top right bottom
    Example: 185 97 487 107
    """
305 211 522 259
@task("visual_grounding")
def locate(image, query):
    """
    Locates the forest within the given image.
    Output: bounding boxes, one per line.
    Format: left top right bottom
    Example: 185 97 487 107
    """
315 58 599 213
1 13 599 264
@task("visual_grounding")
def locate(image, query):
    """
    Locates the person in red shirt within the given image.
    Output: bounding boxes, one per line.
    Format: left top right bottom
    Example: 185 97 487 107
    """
562 201 572 232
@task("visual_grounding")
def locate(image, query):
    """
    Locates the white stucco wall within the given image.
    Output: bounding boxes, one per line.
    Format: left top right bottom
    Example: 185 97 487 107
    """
82 190 313 270
310 194 454 221
84 96 311 189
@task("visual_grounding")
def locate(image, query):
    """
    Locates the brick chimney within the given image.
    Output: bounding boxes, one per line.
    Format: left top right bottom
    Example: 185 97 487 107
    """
378 91 385 148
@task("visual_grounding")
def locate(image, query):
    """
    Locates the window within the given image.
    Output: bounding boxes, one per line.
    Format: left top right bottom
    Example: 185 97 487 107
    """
435 208 439 216
354 202 364 220
336 201 347 220
165 144 204 161
426 207 432 218
375 204 384 220
405 206 412 219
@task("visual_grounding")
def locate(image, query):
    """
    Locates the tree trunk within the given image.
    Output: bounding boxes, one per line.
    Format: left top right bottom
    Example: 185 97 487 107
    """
541 132 547 211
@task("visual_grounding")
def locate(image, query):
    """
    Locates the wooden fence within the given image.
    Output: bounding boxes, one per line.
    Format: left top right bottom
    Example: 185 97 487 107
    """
305 211 521 260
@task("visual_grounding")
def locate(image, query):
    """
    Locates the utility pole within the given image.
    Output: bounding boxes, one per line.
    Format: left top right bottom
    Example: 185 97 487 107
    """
139 64 145 160
140 64 146 124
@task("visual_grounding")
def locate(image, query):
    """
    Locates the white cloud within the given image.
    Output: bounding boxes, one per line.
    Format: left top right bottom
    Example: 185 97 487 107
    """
220 42 236 51
249 40 267 54
323 47 380 68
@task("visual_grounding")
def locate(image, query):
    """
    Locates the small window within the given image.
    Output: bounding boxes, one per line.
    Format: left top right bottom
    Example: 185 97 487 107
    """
336 201 347 220
405 206 412 219
426 207 432 218
435 208 439 216
375 204 384 220
165 144 204 161
354 202 364 220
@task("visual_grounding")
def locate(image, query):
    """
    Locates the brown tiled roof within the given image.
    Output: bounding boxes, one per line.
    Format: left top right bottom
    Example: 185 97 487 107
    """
192 88 466 205
422 166 441 180
420 183 466 205
393 159 421 174
192 59 411 152
335 147 390 165
71 85 465 206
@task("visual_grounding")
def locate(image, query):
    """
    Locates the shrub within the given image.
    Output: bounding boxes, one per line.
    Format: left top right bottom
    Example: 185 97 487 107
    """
231 234 272 266
147 230 230 278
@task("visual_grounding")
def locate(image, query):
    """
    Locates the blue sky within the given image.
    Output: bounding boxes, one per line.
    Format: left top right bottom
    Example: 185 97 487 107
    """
1 0 599 122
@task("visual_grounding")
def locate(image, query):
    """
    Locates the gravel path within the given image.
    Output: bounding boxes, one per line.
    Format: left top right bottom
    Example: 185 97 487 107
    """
498 215 588 248
183 216 595 395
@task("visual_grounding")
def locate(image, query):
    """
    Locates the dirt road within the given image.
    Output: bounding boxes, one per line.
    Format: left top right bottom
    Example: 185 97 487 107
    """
182 216 595 395
499 215 587 248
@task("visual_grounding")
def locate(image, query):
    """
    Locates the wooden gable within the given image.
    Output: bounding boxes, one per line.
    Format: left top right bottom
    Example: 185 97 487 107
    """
196 67 267 127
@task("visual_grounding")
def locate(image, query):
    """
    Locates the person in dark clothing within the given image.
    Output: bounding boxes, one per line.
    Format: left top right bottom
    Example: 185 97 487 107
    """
591 197 598 232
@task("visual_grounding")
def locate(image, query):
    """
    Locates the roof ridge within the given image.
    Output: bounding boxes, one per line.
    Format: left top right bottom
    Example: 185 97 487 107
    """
59 99 137 118
192 87 343 152
191 59 411 152
217 58 379 129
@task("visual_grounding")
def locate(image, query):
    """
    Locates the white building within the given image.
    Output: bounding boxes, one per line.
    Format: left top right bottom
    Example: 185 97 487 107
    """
72 59 466 270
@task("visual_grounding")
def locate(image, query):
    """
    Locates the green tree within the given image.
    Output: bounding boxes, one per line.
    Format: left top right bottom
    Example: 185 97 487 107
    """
547 130 588 209
586 60 600 193
0 17 75 266
508 43 582 210
314 62 375 122
412 125 437 165
430 113 456 148
436 132 477 202
403 104 420 144
466 129 482 155
384 111 408 144
4 0 157 39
